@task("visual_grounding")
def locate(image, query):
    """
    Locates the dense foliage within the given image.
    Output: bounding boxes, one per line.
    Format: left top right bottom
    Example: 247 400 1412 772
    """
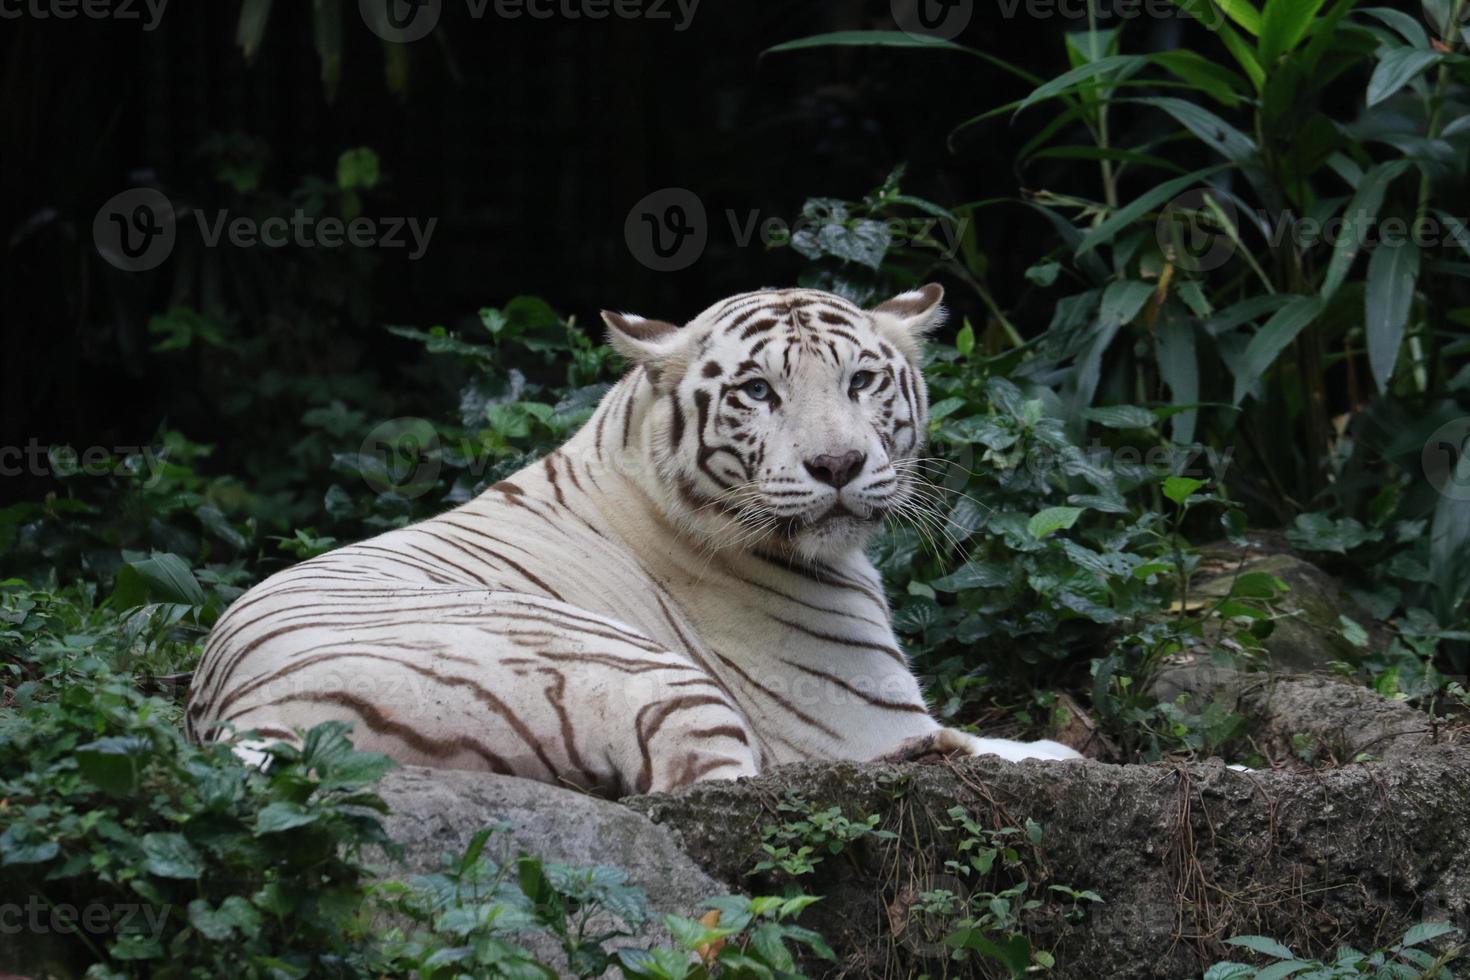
5 0 1470 975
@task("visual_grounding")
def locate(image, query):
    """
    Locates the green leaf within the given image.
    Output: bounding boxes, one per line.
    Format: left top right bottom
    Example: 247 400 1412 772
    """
1157 312 1200 443
1226 935 1297 959
254 801 320 834
1134 96 1258 164
1367 48 1443 106
235 0 273 61
1231 295 1325 404
931 561 1012 592
1077 166 1231 257
1400 922 1461 947
1259 0 1327 64
1162 476 1206 504
1358 7 1431 48
1027 506 1085 539
1017 55 1149 114
1099 280 1156 327
763 31 1042 86
1321 161 1411 300
1230 571 1289 598
141 833 203 879
1153 49 1252 105
112 552 207 608
1218 0 1264 34
1082 405 1157 429
956 321 975 356
1364 241 1420 392
75 736 150 795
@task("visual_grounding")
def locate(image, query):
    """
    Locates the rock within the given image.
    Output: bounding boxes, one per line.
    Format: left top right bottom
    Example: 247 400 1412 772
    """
1149 669 1443 765
372 766 728 964
628 744 1470 979
1192 533 1392 672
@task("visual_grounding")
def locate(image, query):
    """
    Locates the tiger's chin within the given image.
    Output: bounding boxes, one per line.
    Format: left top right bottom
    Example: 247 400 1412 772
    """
781 505 885 560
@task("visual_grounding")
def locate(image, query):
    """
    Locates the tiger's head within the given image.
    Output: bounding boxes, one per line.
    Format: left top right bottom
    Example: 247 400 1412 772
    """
602 285 945 561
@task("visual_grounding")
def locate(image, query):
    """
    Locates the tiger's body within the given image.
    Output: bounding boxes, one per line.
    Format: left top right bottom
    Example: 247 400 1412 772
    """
186 286 1079 796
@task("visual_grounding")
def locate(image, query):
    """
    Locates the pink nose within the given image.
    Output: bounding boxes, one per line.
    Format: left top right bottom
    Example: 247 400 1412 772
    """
804 451 866 488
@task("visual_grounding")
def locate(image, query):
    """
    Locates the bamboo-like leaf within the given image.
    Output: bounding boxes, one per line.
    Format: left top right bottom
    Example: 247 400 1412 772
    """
764 31 1043 85
1157 310 1201 442
1320 161 1410 300
1364 240 1420 392
1367 48 1443 106
1133 96 1258 163
1076 165 1231 258
1231 295 1325 404
1259 0 1328 65
1016 55 1149 114
1217 0 1264 35
1357 6 1431 47
236 0 273 62
1153 49 1252 106
313 0 343 102
1166 0 1266 88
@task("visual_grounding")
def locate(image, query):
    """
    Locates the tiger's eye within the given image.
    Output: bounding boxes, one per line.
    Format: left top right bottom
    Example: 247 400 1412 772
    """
849 370 874 393
742 378 772 402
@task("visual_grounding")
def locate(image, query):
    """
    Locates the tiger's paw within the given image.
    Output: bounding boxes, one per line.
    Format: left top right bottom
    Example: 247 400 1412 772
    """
879 729 1083 764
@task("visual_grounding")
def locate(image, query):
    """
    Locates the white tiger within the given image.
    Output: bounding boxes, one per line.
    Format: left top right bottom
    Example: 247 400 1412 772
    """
186 285 1081 795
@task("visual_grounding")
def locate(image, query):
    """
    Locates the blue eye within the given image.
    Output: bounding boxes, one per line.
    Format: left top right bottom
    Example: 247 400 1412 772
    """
849 370 875 393
742 379 772 402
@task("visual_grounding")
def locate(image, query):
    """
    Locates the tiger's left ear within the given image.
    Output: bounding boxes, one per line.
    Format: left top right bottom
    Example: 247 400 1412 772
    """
870 283 946 360
601 311 689 389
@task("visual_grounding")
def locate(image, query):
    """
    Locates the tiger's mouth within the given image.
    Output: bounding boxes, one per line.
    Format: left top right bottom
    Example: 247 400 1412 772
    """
772 502 885 537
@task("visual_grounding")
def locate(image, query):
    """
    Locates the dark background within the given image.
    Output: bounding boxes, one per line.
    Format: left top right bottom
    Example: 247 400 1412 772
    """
2 0 1206 493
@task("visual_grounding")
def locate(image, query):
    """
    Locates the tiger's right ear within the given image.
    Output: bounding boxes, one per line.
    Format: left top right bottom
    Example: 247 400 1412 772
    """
601 311 685 368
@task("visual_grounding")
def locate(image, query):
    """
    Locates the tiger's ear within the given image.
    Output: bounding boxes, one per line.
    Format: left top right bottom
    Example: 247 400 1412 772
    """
870 284 946 360
601 311 689 388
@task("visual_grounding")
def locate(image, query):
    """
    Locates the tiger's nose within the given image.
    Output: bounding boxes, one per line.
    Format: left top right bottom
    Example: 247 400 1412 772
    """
804 451 867 488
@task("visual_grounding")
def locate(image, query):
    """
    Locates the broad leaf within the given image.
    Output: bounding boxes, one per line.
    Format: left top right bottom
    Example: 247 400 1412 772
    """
1364 240 1420 392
